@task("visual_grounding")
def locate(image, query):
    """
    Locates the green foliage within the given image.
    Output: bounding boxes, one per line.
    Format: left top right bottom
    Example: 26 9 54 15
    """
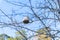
8 37 18 40
0 34 10 40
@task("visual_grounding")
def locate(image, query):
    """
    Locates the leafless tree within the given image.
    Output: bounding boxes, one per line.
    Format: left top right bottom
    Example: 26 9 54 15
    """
0 0 60 40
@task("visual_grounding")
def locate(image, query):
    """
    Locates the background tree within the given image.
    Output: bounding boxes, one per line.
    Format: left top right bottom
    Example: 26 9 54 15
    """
37 27 51 40
15 29 27 40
